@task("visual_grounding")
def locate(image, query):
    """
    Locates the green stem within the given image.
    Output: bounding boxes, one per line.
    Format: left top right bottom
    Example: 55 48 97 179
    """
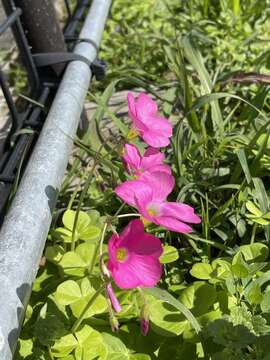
113 202 126 217
88 222 108 275
47 346 55 360
71 144 104 251
71 284 105 333
250 223 258 244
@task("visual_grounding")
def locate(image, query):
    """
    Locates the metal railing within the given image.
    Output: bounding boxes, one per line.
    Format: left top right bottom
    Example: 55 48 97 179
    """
0 0 111 358
0 0 91 224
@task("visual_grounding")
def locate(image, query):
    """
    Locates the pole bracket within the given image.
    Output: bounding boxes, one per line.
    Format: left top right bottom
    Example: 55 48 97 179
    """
33 52 107 80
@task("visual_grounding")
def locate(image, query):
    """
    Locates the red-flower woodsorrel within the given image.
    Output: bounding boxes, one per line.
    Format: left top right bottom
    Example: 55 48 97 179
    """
107 219 163 289
123 144 171 178
127 92 172 148
115 172 201 233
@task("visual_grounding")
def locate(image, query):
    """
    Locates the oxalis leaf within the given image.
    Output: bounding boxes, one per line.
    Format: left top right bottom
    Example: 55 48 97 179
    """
144 287 201 334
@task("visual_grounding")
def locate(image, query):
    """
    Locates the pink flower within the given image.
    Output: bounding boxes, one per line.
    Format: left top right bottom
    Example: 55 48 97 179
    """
107 219 163 289
122 144 171 178
115 172 201 233
106 283 122 313
127 92 173 148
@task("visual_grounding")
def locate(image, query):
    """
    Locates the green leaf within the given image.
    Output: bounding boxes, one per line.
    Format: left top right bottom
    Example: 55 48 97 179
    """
53 227 73 243
246 201 263 217
70 278 107 318
179 282 217 316
231 253 249 278
51 334 78 357
59 252 87 277
130 355 151 360
145 287 201 334
79 225 101 241
34 305 68 346
190 263 213 280
55 280 82 305
182 36 224 137
236 149 251 184
252 315 270 335
63 210 90 233
261 291 270 313
231 263 249 279
246 283 262 305
149 299 187 337
75 243 97 266
45 245 65 264
74 325 107 360
160 245 179 264
239 243 269 263
102 333 129 359
17 339 33 358
207 318 255 349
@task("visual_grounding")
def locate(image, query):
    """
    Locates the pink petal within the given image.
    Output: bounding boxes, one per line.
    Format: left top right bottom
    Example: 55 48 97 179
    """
125 221 163 257
141 148 165 170
108 233 120 265
136 93 158 117
118 219 145 248
144 164 172 175
142 131 171 148
127 92 137 119
155 216 193 233
150 115 173 137
161 202 201 224
134 186 155 217
115 179 148 207
111 255 162 289
140 172 175 200
122 144 142 174
127 92 147 132
144 147 162 157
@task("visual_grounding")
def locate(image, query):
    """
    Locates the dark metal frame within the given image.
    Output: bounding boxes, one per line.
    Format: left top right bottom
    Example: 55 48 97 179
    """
0 0 91 223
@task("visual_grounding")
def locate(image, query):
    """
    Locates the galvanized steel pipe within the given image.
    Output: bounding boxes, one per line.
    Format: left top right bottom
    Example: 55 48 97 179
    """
0 0 111 358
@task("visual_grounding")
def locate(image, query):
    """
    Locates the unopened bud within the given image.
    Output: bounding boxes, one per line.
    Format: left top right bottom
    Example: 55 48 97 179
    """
106 283 122 313
140 303 150 336
109 313 120 332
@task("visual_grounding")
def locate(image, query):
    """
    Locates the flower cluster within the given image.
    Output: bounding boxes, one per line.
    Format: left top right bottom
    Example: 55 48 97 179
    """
106 92 201 334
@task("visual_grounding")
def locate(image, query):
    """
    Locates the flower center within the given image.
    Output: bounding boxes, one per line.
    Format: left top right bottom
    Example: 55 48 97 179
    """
127 128 140 140
147 203 160 217
116 247 128 262
141 217 152 226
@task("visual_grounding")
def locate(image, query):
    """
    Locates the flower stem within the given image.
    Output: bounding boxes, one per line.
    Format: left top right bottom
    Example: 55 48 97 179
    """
71 284 105 333
88 222 108 275
71 144 104 251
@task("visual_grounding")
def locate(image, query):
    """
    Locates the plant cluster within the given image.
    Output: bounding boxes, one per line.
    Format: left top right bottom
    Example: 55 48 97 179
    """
14 0 270 359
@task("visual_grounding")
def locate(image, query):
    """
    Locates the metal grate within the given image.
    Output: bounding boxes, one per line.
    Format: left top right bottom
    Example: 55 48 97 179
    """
0 0 91 223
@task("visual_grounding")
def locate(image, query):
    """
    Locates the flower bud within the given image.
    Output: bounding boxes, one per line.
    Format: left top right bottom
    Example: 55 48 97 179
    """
106 283 122 313
140 303 150 336
109 313 120 332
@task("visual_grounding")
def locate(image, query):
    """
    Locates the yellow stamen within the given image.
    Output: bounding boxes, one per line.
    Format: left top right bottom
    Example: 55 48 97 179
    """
147 204 160 217
116 247 128 262
142 217 152 226
148 208 157 217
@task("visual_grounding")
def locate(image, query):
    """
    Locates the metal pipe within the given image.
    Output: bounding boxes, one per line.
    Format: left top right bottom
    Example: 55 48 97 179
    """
0 0 112 358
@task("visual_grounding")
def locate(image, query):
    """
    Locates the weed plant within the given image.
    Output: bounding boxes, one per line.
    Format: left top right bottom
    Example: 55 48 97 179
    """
15 1 270 359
